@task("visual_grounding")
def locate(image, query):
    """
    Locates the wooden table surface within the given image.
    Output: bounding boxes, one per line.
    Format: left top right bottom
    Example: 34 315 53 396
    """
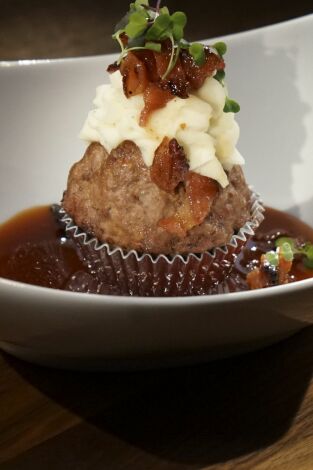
1 1 313 468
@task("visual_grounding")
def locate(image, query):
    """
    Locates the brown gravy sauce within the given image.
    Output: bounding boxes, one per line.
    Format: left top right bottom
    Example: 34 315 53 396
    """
1 205 313 294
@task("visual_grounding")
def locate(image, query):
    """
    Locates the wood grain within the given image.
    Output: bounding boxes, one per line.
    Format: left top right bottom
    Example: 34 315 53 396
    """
1 1 313 468
1 326 313 469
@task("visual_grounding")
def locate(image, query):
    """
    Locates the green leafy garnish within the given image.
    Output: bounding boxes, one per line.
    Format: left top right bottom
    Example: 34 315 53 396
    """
262 235 313 275
189 43 205 66
264 242 293 268
224 97 240 113
134 0 149 6
128 35 146 47
275 236 313 269
111 0 240 112
213 41 227 57
111 2 243 119
179 38 189 50
275 237 296 251
125 10 148 38
280 242 294 262
304 257 313 269
145 41 162 52
160 6 169 15
264 238 294 268
113 3 190 78
265 251 279 267
211 42 239 113
214 69 225 84
145 13 172 41
171 11 187 41
302 244 313 268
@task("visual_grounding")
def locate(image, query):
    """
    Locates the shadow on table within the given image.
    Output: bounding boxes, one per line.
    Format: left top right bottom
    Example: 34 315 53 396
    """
4 325 313 467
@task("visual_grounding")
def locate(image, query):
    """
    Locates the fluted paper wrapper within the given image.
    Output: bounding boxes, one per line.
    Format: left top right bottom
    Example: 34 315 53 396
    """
56 191 264 296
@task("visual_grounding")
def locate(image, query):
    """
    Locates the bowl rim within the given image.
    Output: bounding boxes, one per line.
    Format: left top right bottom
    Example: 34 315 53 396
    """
1 273 313 306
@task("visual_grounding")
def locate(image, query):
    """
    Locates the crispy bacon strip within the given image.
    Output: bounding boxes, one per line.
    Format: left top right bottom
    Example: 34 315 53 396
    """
159 201 192 237
133 49 159 82
278 256 293 284
107 62 119 74
111 42 226 126
180 49 225 90
120 52 149 98
246 267 268 290
140 83 173 126
153 46 171 78
159 172 219 236
186 172 219 225
150 137 189 192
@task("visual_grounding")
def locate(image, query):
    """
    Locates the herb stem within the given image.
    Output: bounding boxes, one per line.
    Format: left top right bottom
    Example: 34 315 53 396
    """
173 43 181 70
114 31 125 63
162 34 175 79
156 0 162 13
118 45 153 64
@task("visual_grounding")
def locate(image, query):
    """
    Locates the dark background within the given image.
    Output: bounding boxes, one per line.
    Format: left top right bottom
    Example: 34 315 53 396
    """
0 0 312 60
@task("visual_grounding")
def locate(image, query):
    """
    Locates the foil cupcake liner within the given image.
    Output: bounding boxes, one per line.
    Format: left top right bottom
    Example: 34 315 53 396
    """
55 190 264 296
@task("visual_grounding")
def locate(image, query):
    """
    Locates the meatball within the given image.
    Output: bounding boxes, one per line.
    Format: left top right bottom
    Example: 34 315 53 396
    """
62 141 251 254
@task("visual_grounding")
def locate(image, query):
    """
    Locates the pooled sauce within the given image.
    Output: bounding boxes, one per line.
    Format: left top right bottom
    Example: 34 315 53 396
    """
0 205 313 294
227 207 313 293
0 206 84 290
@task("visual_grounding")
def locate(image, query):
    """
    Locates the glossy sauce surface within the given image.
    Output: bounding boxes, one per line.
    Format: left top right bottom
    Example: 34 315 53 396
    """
0 206 84 290
0 205 313 294
228 207 313 293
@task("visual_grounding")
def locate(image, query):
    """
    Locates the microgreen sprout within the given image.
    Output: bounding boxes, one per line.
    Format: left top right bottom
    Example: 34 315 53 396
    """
213 41 227 57
280 242 294 262
224 97 240 113
113 1 189 77
208 40 240 114
112 1 240 112
189 43 205 66
264 238 295 269
113 3 210 75
275 237 313 269
214 69 225 84
264 251 279 267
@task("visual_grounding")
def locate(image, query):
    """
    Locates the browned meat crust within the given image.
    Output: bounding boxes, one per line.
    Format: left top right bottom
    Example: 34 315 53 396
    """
62 141 251 254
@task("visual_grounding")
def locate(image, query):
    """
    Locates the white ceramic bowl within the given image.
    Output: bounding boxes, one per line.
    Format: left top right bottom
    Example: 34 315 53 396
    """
1 15 313 370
